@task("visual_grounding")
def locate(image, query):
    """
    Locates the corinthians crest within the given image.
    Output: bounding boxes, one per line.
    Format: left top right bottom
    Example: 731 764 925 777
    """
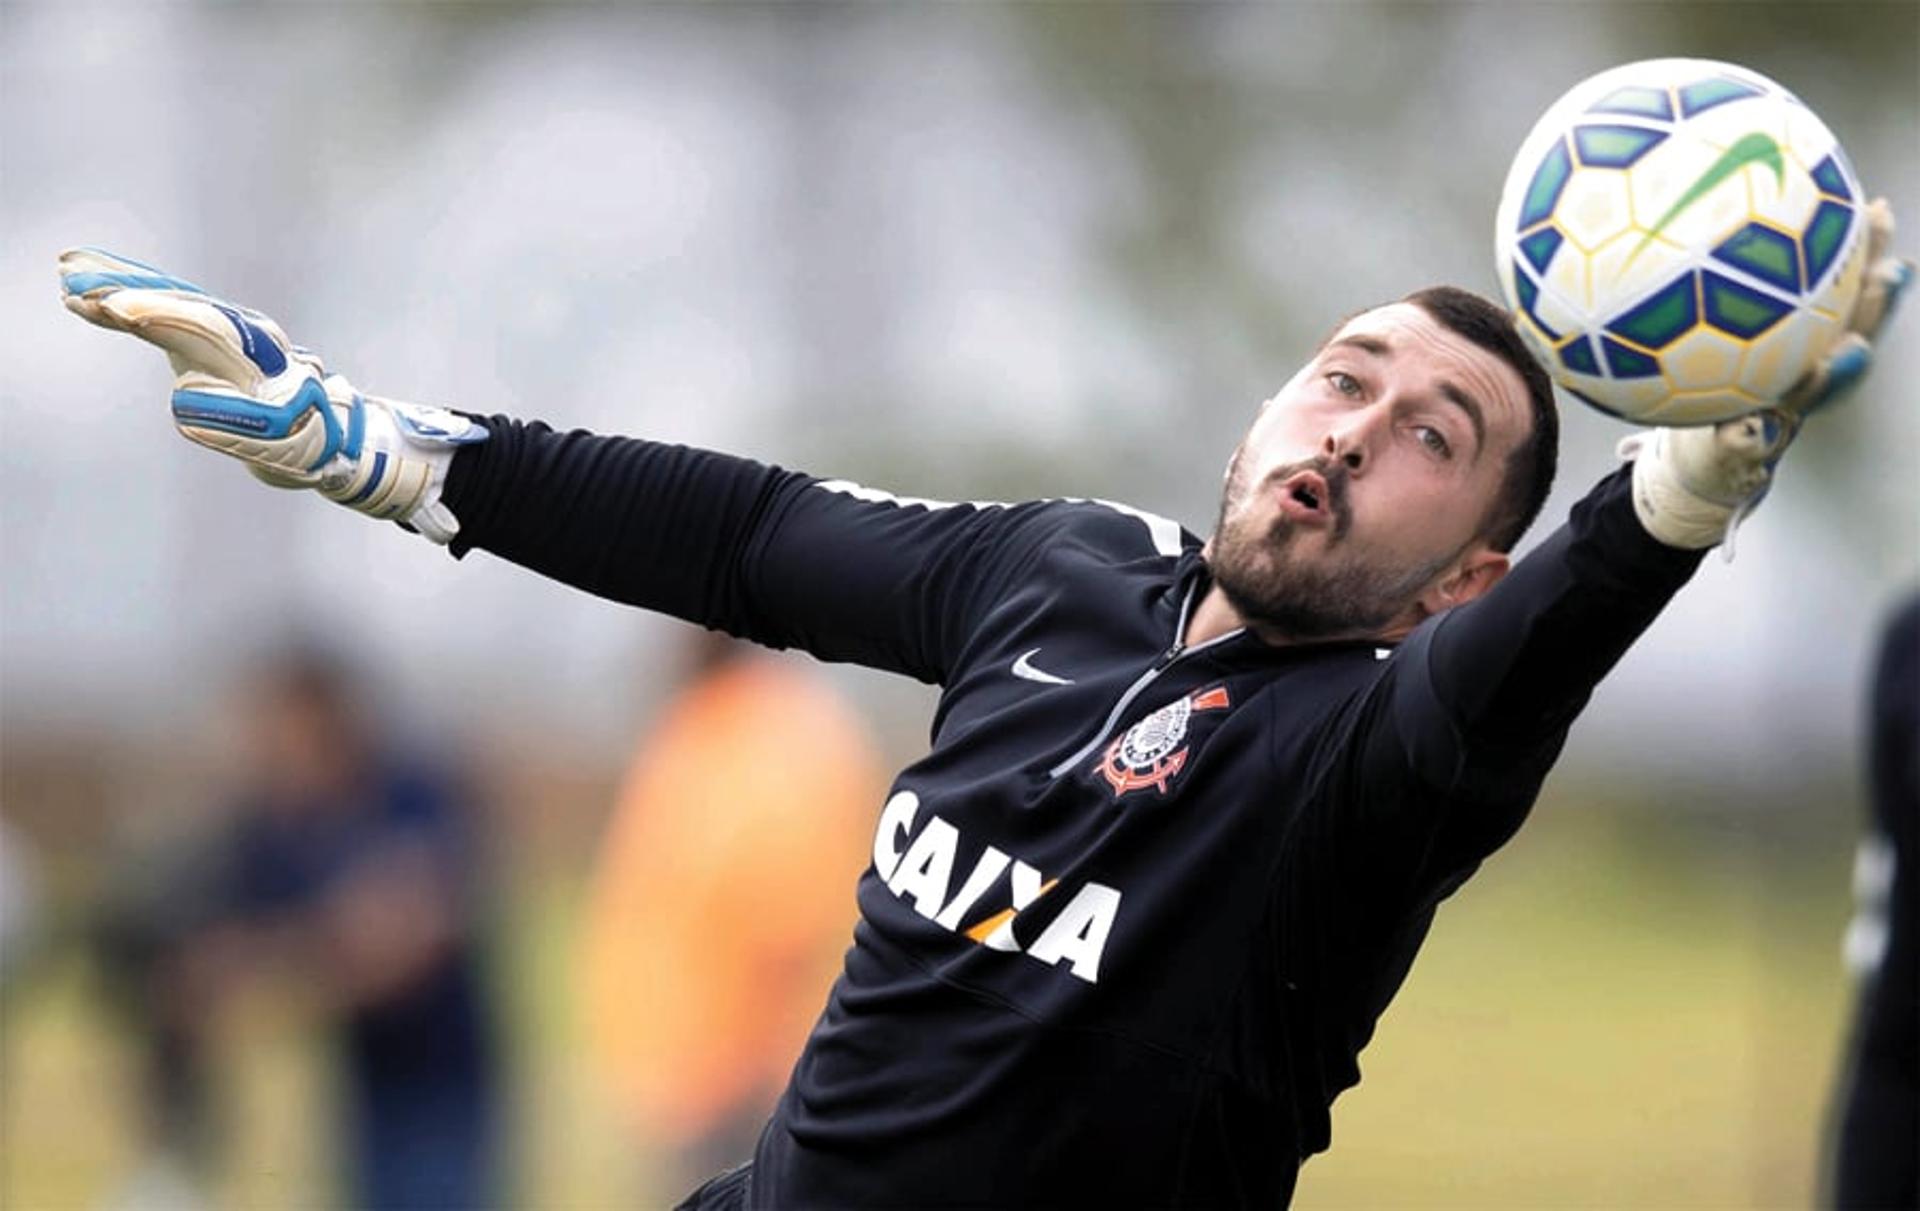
1097 686 1231 797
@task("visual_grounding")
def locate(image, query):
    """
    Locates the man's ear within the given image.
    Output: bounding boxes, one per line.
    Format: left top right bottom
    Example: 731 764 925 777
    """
1420 546 1509 614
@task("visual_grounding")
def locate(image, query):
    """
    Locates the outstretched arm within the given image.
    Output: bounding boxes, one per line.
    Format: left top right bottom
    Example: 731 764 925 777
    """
440 417 1063 681
59 249 1061 683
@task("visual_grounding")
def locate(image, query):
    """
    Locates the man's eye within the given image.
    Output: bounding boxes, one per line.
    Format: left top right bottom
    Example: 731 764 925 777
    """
1328 371 1361 397
1417 426 1451 458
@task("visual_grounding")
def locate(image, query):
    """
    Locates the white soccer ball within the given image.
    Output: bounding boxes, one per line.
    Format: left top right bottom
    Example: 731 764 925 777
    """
1495 58 1870 425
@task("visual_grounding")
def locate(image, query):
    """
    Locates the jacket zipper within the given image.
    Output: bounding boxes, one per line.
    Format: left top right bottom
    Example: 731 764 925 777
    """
1047 582 1243 779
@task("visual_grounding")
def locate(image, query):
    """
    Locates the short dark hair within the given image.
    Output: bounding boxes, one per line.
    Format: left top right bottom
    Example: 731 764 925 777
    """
1400 285 1559 553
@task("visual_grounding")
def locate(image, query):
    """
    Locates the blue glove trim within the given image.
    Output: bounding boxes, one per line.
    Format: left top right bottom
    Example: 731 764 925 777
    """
391 408 489 445
342 393 366 461
305 384 343 469
343 451 389 506
170 379 340 467
1823 342 1871 401
61 270 207 297
211 303 289 377
73 247 199 282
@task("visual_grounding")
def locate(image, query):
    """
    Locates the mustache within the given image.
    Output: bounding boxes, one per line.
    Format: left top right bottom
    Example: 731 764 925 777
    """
1264 457 1353 541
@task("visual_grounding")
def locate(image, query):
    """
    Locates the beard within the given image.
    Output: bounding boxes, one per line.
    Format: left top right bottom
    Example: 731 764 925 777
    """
1205 449 1456 641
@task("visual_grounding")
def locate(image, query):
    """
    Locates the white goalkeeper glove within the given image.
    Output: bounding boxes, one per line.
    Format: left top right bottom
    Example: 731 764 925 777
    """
1620 199 1911 555
58 248 487 544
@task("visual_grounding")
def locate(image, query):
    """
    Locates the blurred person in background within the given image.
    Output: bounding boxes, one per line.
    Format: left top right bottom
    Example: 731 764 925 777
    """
131 646 504 1211
580 632 879 1196
54 208 1906 1206
1824 591 1919 1209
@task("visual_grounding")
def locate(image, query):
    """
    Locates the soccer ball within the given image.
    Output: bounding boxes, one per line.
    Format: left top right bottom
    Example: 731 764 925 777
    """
1495 58 1869 425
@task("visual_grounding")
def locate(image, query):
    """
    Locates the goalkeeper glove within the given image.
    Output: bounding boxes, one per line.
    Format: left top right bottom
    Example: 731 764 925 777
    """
1621 198 1911 554
58 248 487 544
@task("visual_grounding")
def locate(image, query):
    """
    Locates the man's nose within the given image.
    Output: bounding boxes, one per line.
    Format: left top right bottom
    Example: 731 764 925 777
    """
1321 402 1385 473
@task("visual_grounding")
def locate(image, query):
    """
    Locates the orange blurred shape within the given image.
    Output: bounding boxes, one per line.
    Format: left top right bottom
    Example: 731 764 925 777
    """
579 654 885 1146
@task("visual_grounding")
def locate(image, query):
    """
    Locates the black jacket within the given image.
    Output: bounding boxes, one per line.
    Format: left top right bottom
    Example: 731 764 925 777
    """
445 422 1702 1208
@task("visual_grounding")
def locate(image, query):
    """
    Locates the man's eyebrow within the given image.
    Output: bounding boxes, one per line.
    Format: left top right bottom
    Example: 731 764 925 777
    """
1325 334 1390 358
1438 380 1487 458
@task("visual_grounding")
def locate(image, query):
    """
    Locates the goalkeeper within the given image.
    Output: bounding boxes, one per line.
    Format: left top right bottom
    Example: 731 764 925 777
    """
59 214 1907 1208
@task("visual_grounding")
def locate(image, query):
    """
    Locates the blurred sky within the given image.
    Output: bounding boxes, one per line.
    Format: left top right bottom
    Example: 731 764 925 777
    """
2 0 1915 789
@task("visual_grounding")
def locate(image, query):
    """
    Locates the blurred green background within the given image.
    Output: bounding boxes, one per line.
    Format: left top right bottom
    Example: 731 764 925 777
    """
2 2 1913 1207
0 791 1869 1206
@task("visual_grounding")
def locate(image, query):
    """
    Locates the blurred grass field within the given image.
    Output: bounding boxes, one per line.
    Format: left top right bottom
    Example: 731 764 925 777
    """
1297 792 1855 1208
2 789 1860 1209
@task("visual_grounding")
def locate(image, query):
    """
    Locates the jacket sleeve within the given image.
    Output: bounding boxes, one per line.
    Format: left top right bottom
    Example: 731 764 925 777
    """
440 416 1062 684
1331 465 1707 876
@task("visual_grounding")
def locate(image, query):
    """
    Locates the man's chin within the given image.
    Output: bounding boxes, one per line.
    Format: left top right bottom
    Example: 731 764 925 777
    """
1217 584 1389 642
1208 541 1429 643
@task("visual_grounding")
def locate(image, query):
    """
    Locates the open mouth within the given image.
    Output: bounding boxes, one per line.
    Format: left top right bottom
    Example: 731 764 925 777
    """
1277 469 1332 525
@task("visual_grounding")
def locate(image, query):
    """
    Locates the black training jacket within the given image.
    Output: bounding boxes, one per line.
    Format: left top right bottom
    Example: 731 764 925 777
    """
442 420 1704 1208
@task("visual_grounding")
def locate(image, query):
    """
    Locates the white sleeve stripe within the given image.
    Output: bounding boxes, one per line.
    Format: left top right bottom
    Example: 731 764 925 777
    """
1088 498 1186 557
810 479 1187 559
814 479 995 513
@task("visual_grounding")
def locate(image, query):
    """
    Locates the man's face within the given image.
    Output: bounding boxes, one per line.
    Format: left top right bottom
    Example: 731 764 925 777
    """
246 685 363 812
1207 302 1532 640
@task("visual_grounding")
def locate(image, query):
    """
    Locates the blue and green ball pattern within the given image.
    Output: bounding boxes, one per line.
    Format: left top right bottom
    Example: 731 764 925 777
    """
1506 70 1860 419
